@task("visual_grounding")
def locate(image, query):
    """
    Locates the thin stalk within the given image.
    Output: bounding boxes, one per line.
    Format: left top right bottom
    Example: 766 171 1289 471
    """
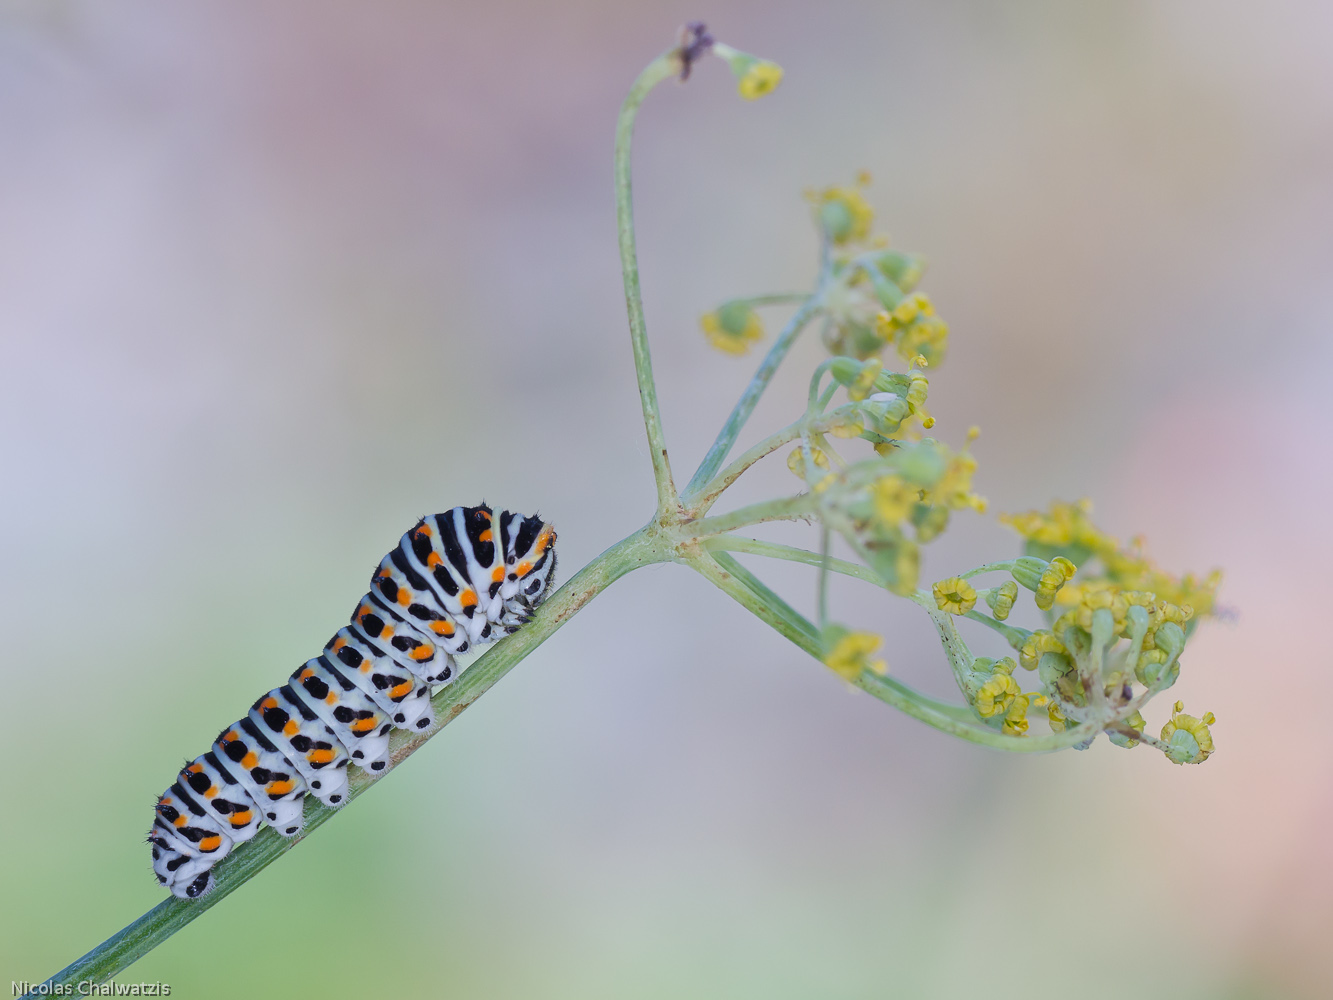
706 534 886 586
683 249 832 499
686 493 821 539
616 51 684 514
25 528 669 996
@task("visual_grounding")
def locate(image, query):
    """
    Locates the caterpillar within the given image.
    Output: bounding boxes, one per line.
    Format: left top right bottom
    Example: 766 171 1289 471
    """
148 505 557 900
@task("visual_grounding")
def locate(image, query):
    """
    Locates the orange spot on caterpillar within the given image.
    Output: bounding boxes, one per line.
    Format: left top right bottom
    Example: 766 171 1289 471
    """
479 529 493 542
426 552 442 568
262 697 277 710
409 645 433 661
199 835 222 853
515 561 533 577
351 718 377 734
389 681 413 699
284 720 299 736
172 814 187 828
325 692 338 705
429 620 455 636
491 566 504 583
267 780 294 796
332 637 346 651
460 589 477 607
308 748 336 765
242 753 258 770
230 811 252 826
204 786 218 799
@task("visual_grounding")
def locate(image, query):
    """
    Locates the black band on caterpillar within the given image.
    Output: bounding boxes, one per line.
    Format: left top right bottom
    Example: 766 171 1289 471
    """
148 505 557 899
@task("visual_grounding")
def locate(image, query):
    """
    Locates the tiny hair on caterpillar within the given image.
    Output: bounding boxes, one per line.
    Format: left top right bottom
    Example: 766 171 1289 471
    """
148 505 557 899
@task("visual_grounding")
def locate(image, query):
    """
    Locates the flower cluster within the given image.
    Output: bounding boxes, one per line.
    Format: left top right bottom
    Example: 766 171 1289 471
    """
921 501 1220 762
686 146 1219 767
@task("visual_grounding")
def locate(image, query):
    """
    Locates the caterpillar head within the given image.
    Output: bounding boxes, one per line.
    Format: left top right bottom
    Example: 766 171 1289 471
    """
500 513 557 611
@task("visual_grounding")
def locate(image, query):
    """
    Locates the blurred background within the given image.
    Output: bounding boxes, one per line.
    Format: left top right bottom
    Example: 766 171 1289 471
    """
2 1 1329 997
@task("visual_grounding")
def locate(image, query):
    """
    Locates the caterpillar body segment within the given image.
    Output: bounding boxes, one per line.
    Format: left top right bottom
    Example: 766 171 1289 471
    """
148 504 556 899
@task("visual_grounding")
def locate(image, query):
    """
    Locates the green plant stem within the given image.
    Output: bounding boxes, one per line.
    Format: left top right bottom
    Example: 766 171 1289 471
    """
25 527 670 997
684 254 831 501
742 292 811 307
705 534 885 586
616 50 683 515
687 493 821 539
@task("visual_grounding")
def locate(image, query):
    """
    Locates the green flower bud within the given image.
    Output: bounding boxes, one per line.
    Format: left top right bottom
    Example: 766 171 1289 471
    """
1011 556 1049 593
896 441 947 486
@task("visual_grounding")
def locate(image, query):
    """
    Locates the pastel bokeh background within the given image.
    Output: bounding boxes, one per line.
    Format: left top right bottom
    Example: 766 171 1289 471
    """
2 1 1330 997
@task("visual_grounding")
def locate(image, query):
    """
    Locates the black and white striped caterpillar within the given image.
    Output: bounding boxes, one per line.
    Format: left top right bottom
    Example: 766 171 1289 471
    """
148 505 557 900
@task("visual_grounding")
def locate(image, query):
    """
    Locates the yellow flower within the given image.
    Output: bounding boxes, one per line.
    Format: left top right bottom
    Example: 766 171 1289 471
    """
1002 695 1031 736
872 474 915 526
700 300 764 355
738 60 783 100
932 576 977 615
824 630 887 681
810 181 874 245
1160 702 1216 764
712 43 784 102
974 672 1020 718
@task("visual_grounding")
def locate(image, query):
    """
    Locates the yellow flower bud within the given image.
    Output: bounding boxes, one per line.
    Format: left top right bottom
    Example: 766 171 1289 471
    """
985 580 1018 620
